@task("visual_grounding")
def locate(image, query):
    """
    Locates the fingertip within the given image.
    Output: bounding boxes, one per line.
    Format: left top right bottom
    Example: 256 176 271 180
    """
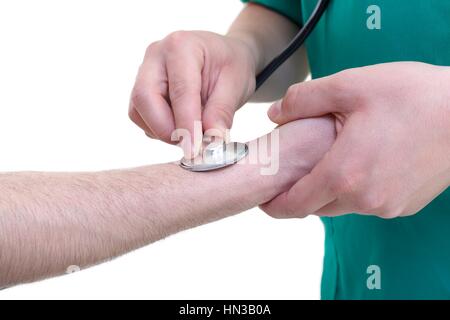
203 121 228 141
176 133 201 159
157 125 177 145
203 111 232 139
145 132 157 139
129 107 156 137
267 100 282 123
261 188 315 219
214 118 230 136
179 137 192 159
259 193 292 219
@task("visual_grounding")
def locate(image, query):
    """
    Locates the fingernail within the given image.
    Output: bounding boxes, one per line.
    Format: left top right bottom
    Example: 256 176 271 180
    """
204 119 228 140
192 134 203 158
214 119 229 136
268 100 281 120
180 137 194 159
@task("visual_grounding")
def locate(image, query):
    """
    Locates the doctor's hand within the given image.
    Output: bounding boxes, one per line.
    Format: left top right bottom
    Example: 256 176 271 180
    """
261 62 450 219
129 31 258 155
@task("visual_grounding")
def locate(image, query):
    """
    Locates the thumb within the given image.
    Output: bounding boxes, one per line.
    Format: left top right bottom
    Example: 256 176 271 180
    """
268 75 351 125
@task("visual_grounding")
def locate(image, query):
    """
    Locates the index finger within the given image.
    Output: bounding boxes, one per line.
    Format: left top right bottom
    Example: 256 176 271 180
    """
268 73 355 125
166 50 203 157
130 44 176 143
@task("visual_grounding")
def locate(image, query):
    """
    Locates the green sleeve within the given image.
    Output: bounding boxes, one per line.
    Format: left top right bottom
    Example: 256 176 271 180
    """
241 0 302 25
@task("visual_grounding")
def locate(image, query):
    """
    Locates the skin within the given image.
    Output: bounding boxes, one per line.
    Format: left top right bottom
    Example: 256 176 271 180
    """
132 4 450 220
0 117 336 288
129 4 307 156
262 62 450 219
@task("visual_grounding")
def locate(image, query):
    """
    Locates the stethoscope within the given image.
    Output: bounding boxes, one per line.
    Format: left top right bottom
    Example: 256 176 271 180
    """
180 0 330 171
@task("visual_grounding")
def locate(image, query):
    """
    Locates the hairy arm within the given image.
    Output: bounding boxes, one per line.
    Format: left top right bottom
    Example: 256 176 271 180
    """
0 117 335 288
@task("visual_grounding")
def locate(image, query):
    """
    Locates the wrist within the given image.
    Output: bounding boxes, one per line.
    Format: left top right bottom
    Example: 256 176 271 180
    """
226 31 266 74
440 67 450 180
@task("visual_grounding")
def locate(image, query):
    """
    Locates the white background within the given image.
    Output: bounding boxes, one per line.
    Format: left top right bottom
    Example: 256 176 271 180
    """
0 0 323 300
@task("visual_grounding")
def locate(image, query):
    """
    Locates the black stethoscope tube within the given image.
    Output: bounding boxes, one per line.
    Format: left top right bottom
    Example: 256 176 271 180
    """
255 0 330 90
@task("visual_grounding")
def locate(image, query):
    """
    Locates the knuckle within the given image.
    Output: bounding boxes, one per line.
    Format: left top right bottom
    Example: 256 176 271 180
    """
335 68 362 85
354 190 385 213
154 126 173 143
401 208 418 217
329 69 367 106
130 86 148 111
169 80 197 103
282 84 301 114
378 205 403 219
260 193 306 220
145 41 160 57
329 168 362 197
259 204 282 219
285 84 299 97
264 206 300 220
329 69 359 96
378 212 395 219
281 204 298 218
329 72 353 95
128 107 138 122
264 210 285 220
145 132 156 139
166 31 192 50
207 101 234 125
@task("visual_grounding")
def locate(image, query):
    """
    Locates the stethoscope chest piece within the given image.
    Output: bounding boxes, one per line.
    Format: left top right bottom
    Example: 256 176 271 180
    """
180 141 248 172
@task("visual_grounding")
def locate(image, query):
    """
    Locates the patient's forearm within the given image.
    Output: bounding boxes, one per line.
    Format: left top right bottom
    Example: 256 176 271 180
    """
0 163 268 288
0 117 335 288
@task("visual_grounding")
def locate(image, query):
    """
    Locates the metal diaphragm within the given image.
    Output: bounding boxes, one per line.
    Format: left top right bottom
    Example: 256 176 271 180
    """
180 141 248 172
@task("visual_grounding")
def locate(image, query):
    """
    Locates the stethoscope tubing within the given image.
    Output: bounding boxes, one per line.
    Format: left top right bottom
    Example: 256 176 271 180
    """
255 0 330 90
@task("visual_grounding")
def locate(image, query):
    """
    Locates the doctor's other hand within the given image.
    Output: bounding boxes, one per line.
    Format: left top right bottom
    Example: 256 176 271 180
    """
129 30 259 154
262 62 450 219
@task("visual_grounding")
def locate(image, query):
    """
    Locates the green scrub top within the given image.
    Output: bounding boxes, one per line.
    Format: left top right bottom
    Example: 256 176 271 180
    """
242 0 450 299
